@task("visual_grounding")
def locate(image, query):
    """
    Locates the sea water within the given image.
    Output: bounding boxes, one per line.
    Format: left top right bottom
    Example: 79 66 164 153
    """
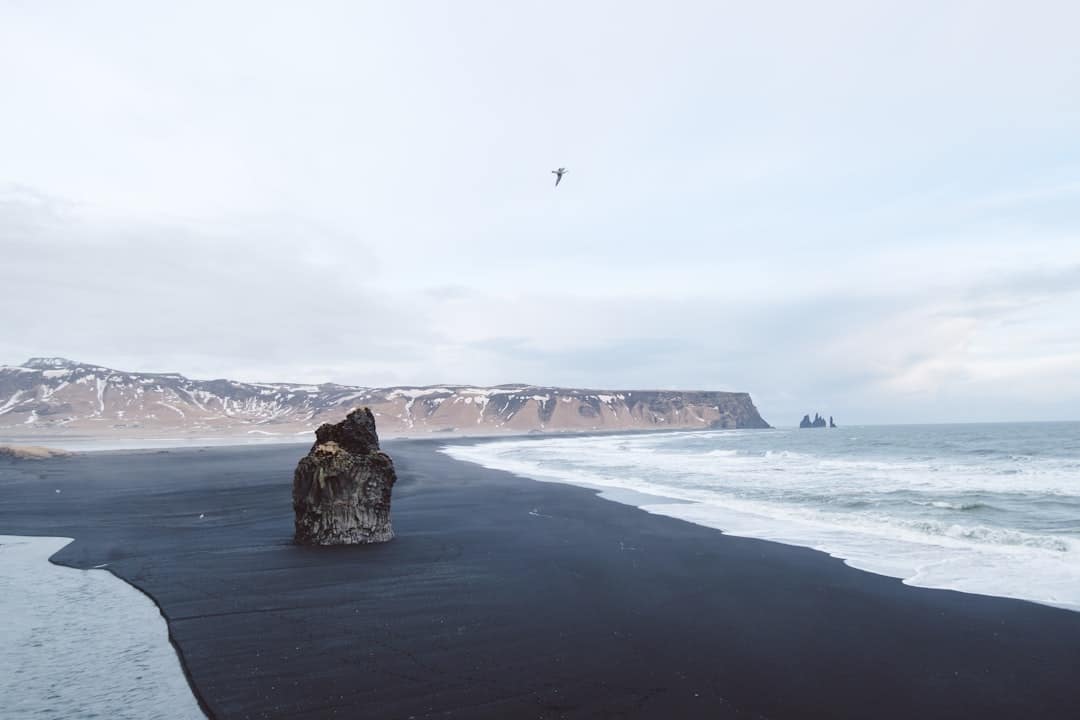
444 422 1080 611
0 535 205 720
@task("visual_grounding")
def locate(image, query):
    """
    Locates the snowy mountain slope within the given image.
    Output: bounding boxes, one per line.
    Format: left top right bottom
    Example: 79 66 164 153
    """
0 358 770 439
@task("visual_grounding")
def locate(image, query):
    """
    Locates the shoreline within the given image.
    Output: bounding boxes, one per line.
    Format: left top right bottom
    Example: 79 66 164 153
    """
98 551 216 720
3 441 1080 717
5 418 1079 456
0 535 206 719
0 423 776 454
440 432 1080 614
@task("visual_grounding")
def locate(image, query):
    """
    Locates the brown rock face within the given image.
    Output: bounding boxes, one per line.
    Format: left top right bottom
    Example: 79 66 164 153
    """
292 407 396 545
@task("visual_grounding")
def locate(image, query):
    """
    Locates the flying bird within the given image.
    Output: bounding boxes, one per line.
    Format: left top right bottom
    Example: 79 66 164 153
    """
551 167 567 187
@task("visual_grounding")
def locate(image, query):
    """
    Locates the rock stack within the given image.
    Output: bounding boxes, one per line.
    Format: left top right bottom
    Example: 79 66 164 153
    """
293 407 396 545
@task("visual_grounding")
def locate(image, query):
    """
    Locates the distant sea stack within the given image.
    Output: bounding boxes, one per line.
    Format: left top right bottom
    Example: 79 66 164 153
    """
800 413 829 429
293 407 396 545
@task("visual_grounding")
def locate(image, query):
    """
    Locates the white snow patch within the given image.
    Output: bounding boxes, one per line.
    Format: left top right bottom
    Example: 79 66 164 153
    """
40 381 70 400
0 390 25 416
157 403 185 419
387 388 453 400
94 377 106 415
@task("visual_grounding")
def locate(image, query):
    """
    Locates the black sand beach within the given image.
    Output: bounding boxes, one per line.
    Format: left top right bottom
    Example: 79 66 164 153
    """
2 439 1080 719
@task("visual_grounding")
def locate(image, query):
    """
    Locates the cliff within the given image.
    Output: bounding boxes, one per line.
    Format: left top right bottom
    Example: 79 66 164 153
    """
0 358 770 438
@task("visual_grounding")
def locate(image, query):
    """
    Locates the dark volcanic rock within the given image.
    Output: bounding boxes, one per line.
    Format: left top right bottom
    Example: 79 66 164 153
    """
800 413 828 429
829 416 837 428
293 407 396 545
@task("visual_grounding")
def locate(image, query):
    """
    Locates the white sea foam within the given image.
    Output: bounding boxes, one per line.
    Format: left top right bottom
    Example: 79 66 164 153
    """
444 424 1080 612
0 536 205 719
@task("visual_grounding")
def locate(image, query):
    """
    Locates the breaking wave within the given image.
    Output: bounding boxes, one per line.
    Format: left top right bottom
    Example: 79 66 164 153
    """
444 422 1080 612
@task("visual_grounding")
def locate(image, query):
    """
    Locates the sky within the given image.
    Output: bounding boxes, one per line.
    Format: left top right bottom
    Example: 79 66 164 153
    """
2 0 1079 425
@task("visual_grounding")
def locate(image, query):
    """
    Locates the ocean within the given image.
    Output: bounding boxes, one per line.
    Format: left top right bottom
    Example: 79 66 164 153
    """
0 536 205 720
443 422 1080 611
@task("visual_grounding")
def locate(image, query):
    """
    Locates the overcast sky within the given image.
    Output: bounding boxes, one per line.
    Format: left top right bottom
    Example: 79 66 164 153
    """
2 1 1079 424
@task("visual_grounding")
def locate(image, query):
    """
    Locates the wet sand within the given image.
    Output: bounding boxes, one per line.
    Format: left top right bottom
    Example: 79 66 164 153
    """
2 439 1079 718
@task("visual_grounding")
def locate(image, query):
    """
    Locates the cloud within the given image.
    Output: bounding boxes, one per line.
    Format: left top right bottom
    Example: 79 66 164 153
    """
0 186 423 382
2 2 1080 423
5 177 1080 424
